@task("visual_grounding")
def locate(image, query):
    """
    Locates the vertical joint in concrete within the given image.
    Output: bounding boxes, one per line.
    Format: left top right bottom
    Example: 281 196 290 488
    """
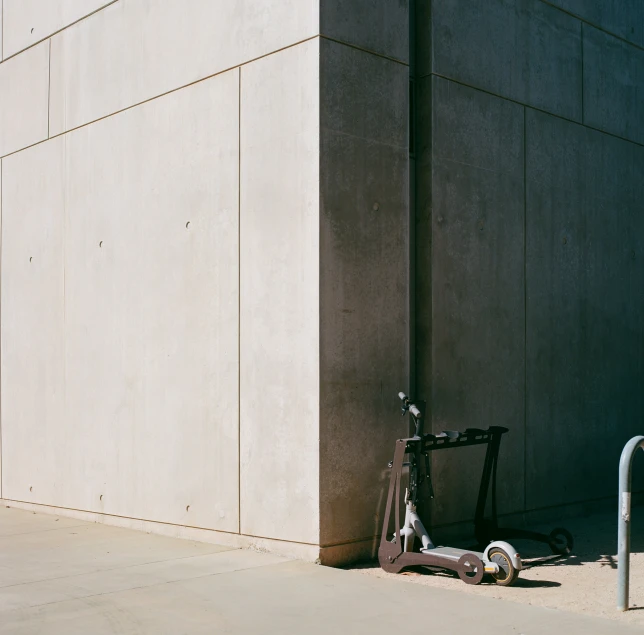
47 38 51 138
409 0 417 398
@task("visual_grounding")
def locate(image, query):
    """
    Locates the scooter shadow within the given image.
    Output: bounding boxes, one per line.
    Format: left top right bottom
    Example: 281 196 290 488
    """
513 578 561 588
401 565 561 588
509 549 616 570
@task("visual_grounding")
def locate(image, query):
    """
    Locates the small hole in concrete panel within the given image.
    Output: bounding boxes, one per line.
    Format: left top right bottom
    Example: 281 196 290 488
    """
186 505 190 512
29 486 33 492
100 495 103 501
99 241 103 248
31 28 34 33
563 237 568 245
185 221 191 229
29 257 33 263
372 203 379 212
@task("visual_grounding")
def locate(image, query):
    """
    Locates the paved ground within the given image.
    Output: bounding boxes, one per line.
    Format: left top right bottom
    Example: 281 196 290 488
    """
0 506 642 634
352 506 644 628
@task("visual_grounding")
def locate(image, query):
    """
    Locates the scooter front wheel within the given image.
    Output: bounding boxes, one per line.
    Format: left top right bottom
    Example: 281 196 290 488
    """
488 548 519 587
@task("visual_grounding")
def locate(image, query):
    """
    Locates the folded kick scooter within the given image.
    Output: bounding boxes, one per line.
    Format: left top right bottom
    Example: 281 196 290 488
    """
378 393 523 585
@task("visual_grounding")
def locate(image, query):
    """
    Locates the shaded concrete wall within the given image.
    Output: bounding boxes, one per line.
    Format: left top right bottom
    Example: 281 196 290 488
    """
318 33 409 557
416 0 644 528
0 0 409 564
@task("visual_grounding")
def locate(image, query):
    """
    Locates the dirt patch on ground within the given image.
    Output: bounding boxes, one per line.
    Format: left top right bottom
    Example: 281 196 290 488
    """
348 506 644 627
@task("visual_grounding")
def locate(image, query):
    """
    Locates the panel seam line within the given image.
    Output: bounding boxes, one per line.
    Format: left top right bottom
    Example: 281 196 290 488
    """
0 0 119 65
523 107 527 512
422 72 644 149
0 499 320 546
580 22 585 124
47 39 51 138
537 0 644 53
0 157 2 499
237 66 241 536
0 35 321 161
319 35 409 66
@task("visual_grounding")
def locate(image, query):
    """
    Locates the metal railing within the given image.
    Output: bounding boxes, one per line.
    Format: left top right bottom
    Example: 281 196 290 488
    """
618 435 644 611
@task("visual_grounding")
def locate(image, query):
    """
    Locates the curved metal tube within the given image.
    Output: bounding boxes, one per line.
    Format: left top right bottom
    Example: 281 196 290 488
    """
618 436 644 611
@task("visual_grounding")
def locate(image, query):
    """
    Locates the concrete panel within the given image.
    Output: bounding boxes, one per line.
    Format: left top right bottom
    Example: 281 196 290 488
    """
321 40 408 148
64 69 239 531
525 110 644 509
432 0 582 120
527 105 642 205
240 41 320 544
0 41 49 157
3 70 240 532
319 40 409 546
432 77 524 178
49 0 318 135
583 26 644 145
428 79 525 525
2 0 112 59
549 0 644 49
1 138 66 504
320 0 409 63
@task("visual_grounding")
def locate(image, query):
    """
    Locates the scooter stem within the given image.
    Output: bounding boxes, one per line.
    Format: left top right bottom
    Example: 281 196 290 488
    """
402 501 434 551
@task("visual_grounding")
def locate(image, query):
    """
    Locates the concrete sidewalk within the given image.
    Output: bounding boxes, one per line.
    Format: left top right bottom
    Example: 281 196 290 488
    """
0 506 639 634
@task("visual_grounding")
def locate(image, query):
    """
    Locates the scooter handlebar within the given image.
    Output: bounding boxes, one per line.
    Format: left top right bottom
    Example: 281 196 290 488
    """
399 392 421 418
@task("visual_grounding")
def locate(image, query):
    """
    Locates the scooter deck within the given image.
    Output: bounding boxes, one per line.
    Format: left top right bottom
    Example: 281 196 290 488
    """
420 546 483 562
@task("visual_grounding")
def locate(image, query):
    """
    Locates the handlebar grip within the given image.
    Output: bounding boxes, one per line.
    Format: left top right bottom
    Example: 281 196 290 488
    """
409 404 422 418
398 392 408 402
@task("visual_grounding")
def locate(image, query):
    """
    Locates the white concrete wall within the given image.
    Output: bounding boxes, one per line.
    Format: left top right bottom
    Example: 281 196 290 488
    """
0 1 322 549
49 0 318 136
0 0 409 563
2 69 241 531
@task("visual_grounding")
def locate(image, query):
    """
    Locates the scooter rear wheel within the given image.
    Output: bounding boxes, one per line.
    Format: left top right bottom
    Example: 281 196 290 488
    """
548 527 573 556
488 548 519 587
